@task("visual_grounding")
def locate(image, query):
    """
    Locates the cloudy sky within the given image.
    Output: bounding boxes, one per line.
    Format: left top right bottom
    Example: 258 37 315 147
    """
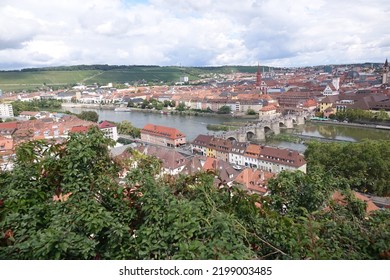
0 0 389 69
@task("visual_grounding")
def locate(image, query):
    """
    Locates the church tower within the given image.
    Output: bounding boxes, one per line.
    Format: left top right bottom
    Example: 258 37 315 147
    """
383 59 389 85
256 63 261 88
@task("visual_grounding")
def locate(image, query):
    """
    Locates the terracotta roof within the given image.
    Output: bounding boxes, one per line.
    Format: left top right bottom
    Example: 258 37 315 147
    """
330 191 379 214
0 122 18 130
235 168 274 195
70 125 90 133
192 134 213 146
136 145 187 170
0 136 14 151
141 124 185 140
202 157 239 184
259 146 306 168
245 144 261 158
98 120 116 129
260 104 277 111
303 99 317 107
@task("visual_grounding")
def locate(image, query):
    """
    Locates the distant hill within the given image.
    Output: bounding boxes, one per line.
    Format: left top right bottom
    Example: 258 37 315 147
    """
0 65 273 92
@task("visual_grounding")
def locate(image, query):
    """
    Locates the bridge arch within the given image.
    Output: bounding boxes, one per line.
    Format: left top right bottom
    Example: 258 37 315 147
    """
227 136 237 141
246 131 255 140
279 121 287 128
264 126 273 134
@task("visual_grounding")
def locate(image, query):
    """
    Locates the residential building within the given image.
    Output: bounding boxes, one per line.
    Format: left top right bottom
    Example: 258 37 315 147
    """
0 136 14 171
191 134 213 155
259 104 279 119
202 157 239 187
141 124 186 148
208 137 233 162
98 120 118 141
243 143 261 168
0 103 14 117
256 146 307 173
234 168 274 195
0 122 17 139
191 135 307 173
135 145 188 176
229 141 248 166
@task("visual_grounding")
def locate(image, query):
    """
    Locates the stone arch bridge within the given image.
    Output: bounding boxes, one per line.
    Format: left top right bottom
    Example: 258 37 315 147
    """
217 113 309 142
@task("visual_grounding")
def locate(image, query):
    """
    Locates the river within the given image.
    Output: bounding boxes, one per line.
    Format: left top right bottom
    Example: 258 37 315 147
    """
65 107 390 152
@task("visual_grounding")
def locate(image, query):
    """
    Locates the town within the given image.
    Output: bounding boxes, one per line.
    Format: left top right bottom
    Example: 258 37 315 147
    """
1 61 390 201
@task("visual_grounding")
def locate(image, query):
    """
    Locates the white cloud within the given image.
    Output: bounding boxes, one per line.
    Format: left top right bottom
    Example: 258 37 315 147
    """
0 0 389 69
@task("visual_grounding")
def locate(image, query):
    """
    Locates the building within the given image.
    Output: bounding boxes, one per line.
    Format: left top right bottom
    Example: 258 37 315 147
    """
98 120 118 141
229 141 248 166
208 137 233 162
259 104 279 119
0 136 14 171
135 145 188 176
141 124 186 148
383 59 389 85
255 145 307 173
0 103 14 117
234 168 274 195
191 135 307 173
192 134 213 155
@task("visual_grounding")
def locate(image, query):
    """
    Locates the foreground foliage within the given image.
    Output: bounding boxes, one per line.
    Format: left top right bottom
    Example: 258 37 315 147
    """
0 129 389 259
305 140 390 196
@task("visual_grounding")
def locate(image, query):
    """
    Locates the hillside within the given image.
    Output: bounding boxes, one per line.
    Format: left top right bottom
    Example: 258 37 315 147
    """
0 65 264 92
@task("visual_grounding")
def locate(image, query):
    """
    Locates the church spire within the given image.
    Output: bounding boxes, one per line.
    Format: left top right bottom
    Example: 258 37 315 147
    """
256 62 261 87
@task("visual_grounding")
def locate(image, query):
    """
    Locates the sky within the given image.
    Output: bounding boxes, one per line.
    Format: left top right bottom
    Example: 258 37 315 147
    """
0 0 389 70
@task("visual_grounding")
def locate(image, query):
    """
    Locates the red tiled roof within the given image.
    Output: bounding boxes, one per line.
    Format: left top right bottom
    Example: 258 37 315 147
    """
235 168 274 195
260 104 277 111
330 191 379 213
141 124 185 140
98 120 116 129
0 122 18 130
70 125 90 133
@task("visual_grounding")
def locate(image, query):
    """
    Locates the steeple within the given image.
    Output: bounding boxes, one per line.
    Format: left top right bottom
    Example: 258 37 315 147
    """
383 58 389 85
256 63 261 87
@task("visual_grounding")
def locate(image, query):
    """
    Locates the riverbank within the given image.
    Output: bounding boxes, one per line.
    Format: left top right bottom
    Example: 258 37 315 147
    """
61 103 259 120
309 119 390 131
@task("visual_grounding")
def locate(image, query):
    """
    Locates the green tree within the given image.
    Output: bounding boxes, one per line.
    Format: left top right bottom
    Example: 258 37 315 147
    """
218 105 231 114
77 111 99 122
176 102 186 112
116 120 141 138
246 109 257 115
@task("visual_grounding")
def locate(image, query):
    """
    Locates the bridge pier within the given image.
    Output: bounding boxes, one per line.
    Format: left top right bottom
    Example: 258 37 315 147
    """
296 115 305 125
281 118 294 128
254 127 265 140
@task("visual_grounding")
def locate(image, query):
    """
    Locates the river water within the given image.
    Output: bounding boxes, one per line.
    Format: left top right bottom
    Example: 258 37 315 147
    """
65 107 390 152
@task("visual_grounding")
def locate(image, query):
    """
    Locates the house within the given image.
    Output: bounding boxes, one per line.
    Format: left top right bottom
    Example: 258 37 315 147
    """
256 146 307 173
202 157 239 187
243 143 261 168
141 124 186 148
19 111 41 120
0 103 14 117
234 168 274 195
191 134 213 155
319 95 339 113
229 141 248 166
329 191 379 214
208 137 233 162
135 145 188 175
0 136 14 171
259 104 279 119
0 122 17 138
98 120 118 141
